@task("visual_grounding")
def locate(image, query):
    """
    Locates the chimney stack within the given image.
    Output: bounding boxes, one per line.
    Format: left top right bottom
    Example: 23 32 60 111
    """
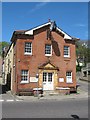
48 19 51 22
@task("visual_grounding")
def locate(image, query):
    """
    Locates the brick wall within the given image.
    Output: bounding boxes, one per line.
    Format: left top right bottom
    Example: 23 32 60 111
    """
12 26 76 93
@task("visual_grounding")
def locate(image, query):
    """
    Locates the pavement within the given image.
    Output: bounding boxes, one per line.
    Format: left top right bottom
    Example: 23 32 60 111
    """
14 89 88 102
14 78 88 101
0 77 89 102
2 95 88 118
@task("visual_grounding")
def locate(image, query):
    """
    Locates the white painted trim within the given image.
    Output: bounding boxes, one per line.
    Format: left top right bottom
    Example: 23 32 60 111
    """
64 46 70 58
25 22 51 35
57 27 72 39
64 55 70 58
24 53 32 55
25 22 73 40
20 70 29 84
24 42 32 55
66 72 73 83
45 44 52 57
56 87 70 90
43 72 54 90
20 81 29 84
45 54 52 57
33 88 42 90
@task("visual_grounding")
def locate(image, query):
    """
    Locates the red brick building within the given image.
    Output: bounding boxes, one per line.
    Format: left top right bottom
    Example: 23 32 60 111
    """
5 20 79 95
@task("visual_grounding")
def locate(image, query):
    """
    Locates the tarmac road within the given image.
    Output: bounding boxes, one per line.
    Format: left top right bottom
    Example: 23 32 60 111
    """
77 79 88 92
0 77 89 119
2 97 88 118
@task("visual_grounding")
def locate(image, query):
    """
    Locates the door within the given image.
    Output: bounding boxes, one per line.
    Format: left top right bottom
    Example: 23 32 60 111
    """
43 72 54 90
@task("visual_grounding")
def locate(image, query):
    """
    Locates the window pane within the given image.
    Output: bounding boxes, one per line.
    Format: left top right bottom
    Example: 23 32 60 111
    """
45 45 51 55
66 72 71 76
64 46 69 56
43 72 47 82
48 73 52 82
25 42 32 53
66 72 72 83
21 70 28 81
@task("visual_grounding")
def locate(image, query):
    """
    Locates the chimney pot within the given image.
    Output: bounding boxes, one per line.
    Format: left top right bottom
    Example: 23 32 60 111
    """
48 19 51 22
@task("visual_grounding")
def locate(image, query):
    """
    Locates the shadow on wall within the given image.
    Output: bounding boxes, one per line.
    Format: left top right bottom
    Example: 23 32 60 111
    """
0 84 7 94
51 33 60 56
6 73 11 91
0 73 11 94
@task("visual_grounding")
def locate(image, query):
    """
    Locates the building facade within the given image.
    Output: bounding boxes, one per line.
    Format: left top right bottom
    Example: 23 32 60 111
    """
3 44 13 90
4 21 79 95
80 63 90 82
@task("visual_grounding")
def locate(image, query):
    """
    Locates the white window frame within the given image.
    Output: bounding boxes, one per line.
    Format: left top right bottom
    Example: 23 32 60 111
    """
20 70 29 84
43 72 47 82
66 71 73 83
24 42 32 55
43 72 53 82
64 46 70 58
45 44 52 56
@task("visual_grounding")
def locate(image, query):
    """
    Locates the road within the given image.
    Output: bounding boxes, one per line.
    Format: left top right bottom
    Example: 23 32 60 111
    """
0 79 89 119
77 79 88 92
2 98 88 118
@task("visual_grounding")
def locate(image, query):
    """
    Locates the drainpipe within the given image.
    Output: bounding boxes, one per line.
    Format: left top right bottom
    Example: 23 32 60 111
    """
36 73 39 99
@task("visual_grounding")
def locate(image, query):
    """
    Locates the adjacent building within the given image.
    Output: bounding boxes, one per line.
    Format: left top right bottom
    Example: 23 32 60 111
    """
0 56 2 84
80 63 90 82
3 20 79 95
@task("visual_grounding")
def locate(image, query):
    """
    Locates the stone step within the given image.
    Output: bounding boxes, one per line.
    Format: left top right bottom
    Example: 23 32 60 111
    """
43 91 59 96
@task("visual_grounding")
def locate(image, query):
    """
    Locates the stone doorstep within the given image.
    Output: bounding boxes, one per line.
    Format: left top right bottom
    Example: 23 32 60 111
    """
49 92 59 96
43 89 70 96
43 91 61 96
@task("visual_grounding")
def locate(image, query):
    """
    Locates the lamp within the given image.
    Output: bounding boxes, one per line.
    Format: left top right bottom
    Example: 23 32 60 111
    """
36 73 39 79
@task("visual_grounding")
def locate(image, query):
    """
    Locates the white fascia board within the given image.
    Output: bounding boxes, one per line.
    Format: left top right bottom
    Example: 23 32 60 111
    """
25 22 51 35
25 30 33 35
57 27 72 40
25 22 72 40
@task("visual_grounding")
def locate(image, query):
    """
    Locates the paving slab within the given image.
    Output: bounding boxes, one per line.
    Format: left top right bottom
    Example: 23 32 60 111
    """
15 91 88 102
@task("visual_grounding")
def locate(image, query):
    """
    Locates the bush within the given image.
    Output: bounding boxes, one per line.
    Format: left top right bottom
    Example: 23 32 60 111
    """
76 66 82 72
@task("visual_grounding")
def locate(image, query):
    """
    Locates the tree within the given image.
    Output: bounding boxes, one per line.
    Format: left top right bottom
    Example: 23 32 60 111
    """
76 40 90 67
0 41 10 57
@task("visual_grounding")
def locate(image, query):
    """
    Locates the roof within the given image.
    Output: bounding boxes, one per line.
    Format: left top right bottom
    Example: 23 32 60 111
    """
11 21 79 41
24 22 73 40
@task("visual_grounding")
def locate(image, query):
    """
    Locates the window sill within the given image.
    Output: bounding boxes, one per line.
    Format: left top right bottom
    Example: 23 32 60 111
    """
45 54 52 57
24 53 32 56
64 55 70 58
20 81 29 84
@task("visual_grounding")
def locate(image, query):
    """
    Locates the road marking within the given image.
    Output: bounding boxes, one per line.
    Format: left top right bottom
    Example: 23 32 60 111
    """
0 99 4 102
16 99 23 101
6 99 14 102
0 99 23 102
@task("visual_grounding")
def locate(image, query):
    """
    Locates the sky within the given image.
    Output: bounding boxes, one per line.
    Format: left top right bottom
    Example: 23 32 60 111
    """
2 2 88 42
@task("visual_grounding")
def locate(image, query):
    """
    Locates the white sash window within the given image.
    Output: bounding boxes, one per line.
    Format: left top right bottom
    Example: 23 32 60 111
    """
64 46 70 57
45 44 52 56
24 42 32 55
66 72 72 83
21 70 29 83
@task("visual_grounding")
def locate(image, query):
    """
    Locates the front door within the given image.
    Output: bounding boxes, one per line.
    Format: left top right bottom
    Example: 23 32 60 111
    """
43 72 54 90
